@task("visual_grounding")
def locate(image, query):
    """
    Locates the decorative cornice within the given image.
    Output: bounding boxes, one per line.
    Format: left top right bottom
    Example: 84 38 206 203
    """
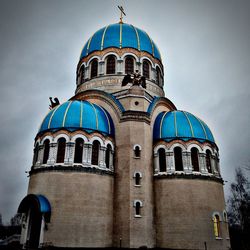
154 173 223 184
77 47 163 71
30 165 114 176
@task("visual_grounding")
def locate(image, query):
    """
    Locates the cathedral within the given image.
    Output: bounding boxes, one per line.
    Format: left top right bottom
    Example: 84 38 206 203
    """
17 15 230 249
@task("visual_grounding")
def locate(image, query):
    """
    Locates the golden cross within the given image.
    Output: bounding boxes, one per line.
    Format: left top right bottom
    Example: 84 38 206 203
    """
118 6 126 23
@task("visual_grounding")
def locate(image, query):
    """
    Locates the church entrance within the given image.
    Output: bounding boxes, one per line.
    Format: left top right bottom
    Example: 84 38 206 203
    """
18 194 51 249
27 204 42 248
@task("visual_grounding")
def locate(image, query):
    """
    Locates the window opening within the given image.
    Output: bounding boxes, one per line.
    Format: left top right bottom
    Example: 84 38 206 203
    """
135 173 141 185
33 144 39 165
74 138 84 163
143 60 150 79
206 150 212 173
90 59 98 78
213 215 220 237
105 144 112 168
42 139 50 164
80 65 85 84
125 57 134 74
191 147 199 171
158 148 166 172
91 140 100 165
106 55 116 74
174 147 183 171
134 146 141 158
56 138 66 163
135 202 141 216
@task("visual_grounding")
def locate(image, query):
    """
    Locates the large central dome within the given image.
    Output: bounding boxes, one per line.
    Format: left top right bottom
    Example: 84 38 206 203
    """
80 23 161 60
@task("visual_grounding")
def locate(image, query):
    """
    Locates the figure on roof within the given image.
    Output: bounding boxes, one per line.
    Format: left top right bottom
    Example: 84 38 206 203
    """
49 97 60 109
122 70 146 89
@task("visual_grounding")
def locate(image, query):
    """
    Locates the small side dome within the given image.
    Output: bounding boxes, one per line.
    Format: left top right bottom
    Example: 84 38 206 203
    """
39 100 114 136
153 110 215 143
80 23 161 61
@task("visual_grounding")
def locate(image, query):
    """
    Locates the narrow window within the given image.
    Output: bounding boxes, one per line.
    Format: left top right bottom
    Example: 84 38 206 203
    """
135 202 141 216
33 144 39 165
134 146 141 158
213 215 220 237
42 139 50 164
143 60 150 79
91 140 100 165
105 144 112 168
206 149 212 173
135 173 141 185
74 138 84 163
80 65 85 84
56 138 66 163
191 148 199 171
106 55 116 74
156 67 161 85
158 148 166 172
125 56 134 74
174 147 183 171
90 59 98 78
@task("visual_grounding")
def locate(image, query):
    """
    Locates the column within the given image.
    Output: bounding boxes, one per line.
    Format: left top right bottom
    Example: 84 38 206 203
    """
83 143 92 166
38 215 45 248
166 151 175 173
36 145 44 166
99 146 106 168
136 61 141 72
110 150 114 171
154 152 159 174
199 153 208 174
64 142 74 165
99 61 105 75
47 143 57 165
85 66 90 80
117 59 123 74
152 68 156 83
183 151 192 173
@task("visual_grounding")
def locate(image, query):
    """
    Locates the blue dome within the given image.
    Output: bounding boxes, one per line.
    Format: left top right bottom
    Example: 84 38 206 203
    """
153 111 215 143
39 100 114 136
80 23 161 60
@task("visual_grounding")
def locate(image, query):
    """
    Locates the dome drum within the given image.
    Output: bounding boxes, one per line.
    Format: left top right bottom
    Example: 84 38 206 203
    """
76 48 164 96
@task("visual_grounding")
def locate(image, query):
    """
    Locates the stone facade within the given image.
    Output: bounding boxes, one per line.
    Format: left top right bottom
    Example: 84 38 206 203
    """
18 21 230 250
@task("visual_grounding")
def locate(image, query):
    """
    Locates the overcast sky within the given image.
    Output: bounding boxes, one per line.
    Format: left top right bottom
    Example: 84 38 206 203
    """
0 0 250 223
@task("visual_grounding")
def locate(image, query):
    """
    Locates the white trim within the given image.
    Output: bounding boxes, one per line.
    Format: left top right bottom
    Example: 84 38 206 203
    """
71 134 88 143
53 133 70 143
89 136 105 146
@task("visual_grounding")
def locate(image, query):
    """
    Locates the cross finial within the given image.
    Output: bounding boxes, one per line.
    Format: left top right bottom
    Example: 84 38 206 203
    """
118 6 126 24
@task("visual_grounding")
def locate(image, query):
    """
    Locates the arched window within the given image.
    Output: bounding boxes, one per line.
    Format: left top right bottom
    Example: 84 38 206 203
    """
206 149 212 173
135 201 142 216
42 139 50 164
33 144 39 165
134 146 141 158
91 140 100 165
158 148 166 172
191 147 199 172
213 214 220 237
135 173 141 186
105 144 112 168
106 55 116 74
90 59 98 78
174 147 183 171
156 67 161 85
143 60 150 79
74 138 84 163
80 65 85 84
56 138 66 163
125 56 134 74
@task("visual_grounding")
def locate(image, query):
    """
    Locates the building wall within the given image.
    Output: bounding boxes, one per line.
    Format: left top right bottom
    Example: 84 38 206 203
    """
28 171 114 248
154 178 230 250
